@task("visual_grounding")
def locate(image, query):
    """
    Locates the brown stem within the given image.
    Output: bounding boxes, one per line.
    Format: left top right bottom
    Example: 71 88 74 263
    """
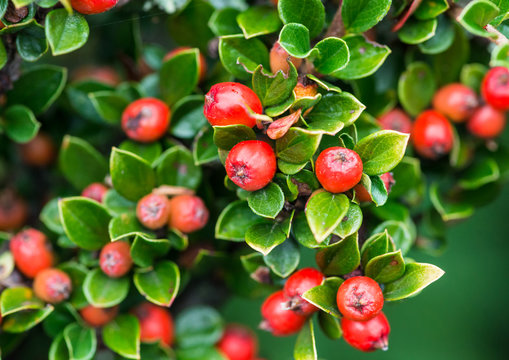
325 1 345 38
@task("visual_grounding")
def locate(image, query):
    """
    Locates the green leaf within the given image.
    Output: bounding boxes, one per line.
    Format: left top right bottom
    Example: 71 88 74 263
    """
252 63 298 107
59 197 111 250
175 306 224 349
7 65 67 115
315 233 360 276
108 213 148 241
264 239 300 277
278 159 308 175
103 315 140 360
432 25 470 86
372 220 414 255
342 0 391 34
458 0 500 38
119 140 162 165
398 18 437 45
0 251 14 282
356 174 388 206
398 61 436 116
170 95 208 140
213 124 256 150
302 277 343 318
131 234 171 268
459 158 500 190
63 323 96 360
219 35 270 80
216 201 266 241
430 183 475 222
103 190 136 216
318 312 342 340
49 333 68 360
312 37 350 75
3 105 40 143
88 91 129 125
176 347 226 360
491 43 509 68
418 15 455 54
1 287 44 316
360 231 390 267
2 305 54 333
333 203 363 238
294 320 317 360
305 192 350 242
83 268 130 307
354 130 410 176
58 262 88 309
390 156 423 198
45 9 89 55
134 261 180 307
245 221 288 255
16 23 48 62
293 212 331 248
160 48 199 106
237 5 281 38
278 23 312 58
415 0 449 19
384 262 445 301
193 126 219 165
110 148 156 201
365 250 405 283
59 136 108 191
332 35 391 80
247 183 285 218
40 198 64 234
278 0 325 38
209 8 242 36
276 128 322 164
154 146 202 190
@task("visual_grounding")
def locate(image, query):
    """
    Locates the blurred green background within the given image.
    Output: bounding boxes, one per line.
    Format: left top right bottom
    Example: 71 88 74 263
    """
223 184 509 360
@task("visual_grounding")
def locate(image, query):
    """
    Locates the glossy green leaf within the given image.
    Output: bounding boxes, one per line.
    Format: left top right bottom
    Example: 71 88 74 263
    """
356 174 388 206
312 37 350 75
276 128 321 164
365 250 405 283
193 126 219 165
175 306 224 349
315 233 360 276
170 95 208 140
333 203 363 238
372 220 414 255
219 35 270 80
237 5 281 38
459 158 500 190
360 231 390 267
318 312 342 340
119 140 162 165
63 323 96 360
247 183 285 218
1 287 44 316
16 23 48 62
342 0 391 34
415 0 449 19
294 320 317 360
213 124 256 150
293 212 332 248
252 62 298 106
216 201 266 241
103 190 136 216
278 23 312 58
88 91 129 125
49 333 68 360
176 347 226 360
278 0 325 38
430 183 475 222
306 192 349 242
134 261 180 307
491 43 509 68
384 262 445 301
160 48 199 106
154 146 202 190
264 239 300 278
58 262 88 309
458 0 500 38
40 198 64 234
131 234 171 268
4 105 40 143
433 25 470 86
245 220 288 255
418 15 455 54
103 314 140 360
45 9 89 55
398 18 437 45
209 8 242 36
302 277 343 318
2 305 54 333
398 62 436 116
83 268 130 307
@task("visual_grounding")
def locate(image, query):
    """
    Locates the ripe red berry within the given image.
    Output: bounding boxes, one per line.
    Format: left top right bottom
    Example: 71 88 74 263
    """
467 105 506 139
99 241 133 278
377 109 413 134
168 195 209 233
354 172 395 203
432 83 478 122
283 268 325 316
482 66 509 111
132 302 174 347
260 290 307 336
217 324 258 360
33 268 72 304
315 147 363 193
341 312 390 352
72 66 121 86
71 0 118 15
80 305 118 327
204 82 263 128
411 110 454 159
225 140 277 191
20 133 56 167
121 98 171 143
10 228 53 278
0 190 28 231
270 42 302 74
164 47 207 83
81 183 108 203
136 194 171 230
336 276 384 321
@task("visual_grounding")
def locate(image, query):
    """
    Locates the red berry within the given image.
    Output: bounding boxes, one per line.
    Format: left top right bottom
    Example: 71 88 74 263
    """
411 110 454 159
33 268 72 304
315 147 363 193
99 241 133 278
121 98 171 143
10 228 53 278
283 268 325 316
482 67 509 111
71 0 118 15
217 324 258 360
81 183 108 203
225 140 277 191
80 305 118 327
20 133 56 167
354 172 395 203
204 82 263 128
132 302 174 347
260 290 307 336
164 47 207 83
168 195 209 233
136 194 171 230
377 109 413 134
432 83 478 122
341 312 390 352
270 42 302 74
467 105 506 139
336 276 384 321
0 190 28 231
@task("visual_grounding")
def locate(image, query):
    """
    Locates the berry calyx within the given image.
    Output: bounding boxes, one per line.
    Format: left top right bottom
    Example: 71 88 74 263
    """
217 324 258 360
80 305 118 327
225 140 277 191
481 66 509 111
354 173 395 203
204 82 263 128
260 290 307 336
168 195 209 233
132 302 174 347
341 312 390 352
0 190 28 231
136 193 171 230
315 147 363 193
33 268 72 304
20 133 56 167
432 83 478 122
9 228 53 278
283 268 325 316
121 98 171 143
467 105 506 139
164 47 207 83
377 109 413 134
71 0 118 15
270 42 302 75
81 183 108 203
99 241 133 278
411 110 454 159
336 276 384 321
